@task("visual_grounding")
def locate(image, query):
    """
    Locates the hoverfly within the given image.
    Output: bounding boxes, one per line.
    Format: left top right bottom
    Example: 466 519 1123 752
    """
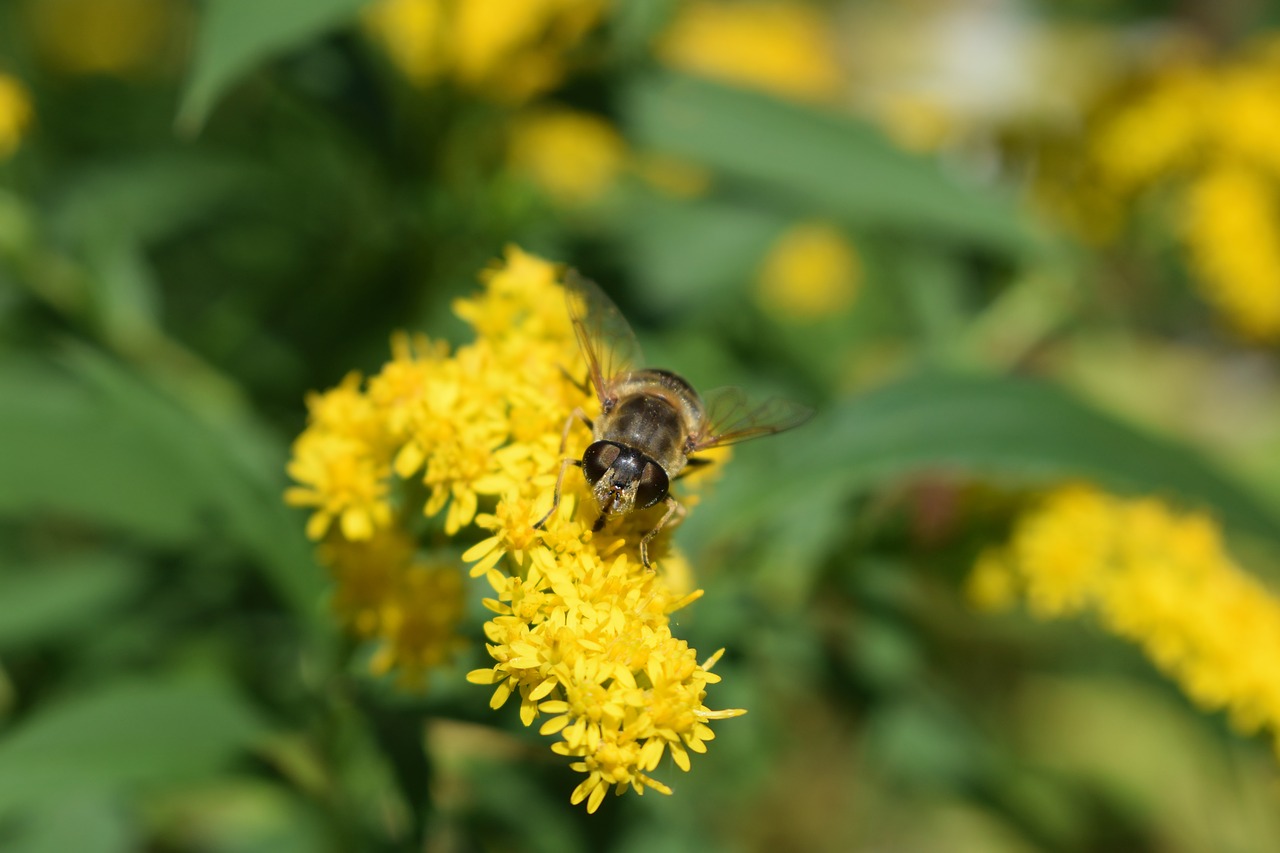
534 273 813 567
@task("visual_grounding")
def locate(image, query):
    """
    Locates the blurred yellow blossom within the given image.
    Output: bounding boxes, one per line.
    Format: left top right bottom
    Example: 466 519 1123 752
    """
25 0 187 78
287 246 742 808
1089 67 1207 192
756 221 861 320
970 485 1280 756
508 107 627 206
363 0 606 102
1181 165 1280 341
658 0 843 102
361 0 446 86
320 529 467 685
0 75 32 159
1083 40 1280 341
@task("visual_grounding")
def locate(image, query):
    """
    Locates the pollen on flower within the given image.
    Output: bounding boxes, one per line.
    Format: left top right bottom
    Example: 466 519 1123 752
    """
969 484 1280 756
287 245 743 807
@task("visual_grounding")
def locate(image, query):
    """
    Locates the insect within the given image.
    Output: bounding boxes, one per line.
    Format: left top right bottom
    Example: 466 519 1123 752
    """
534 272 813 568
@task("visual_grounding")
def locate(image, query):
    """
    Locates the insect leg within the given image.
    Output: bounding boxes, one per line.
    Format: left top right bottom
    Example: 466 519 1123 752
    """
533 457 584 530
558 366 592 397
639 495 687 569
558 406 593 453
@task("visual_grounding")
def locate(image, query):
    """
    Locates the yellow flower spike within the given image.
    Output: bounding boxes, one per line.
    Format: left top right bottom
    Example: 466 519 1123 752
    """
970 484 1280 758
288 246 744 809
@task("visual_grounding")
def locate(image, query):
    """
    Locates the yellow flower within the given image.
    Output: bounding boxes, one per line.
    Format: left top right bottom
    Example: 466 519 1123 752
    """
1089 66 1207 192
369 560 467 683
25 0 186 78
285 373 396 541
1181 165 1280 341
0 75 32 159
658 0 843 102
756 221 861 320
508 107 627 207
287 246 743 806
363 0 606 102
319 526 467 684
361 0 446 86
971 485 1280 756
1079 40 1280 341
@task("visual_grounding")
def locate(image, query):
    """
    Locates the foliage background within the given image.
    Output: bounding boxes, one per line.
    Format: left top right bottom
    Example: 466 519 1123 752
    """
4 0 1280 850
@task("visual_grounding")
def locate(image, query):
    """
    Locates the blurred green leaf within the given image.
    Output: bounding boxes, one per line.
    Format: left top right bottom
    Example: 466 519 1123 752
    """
624 74 1043 256
0 360 208 543
686 371 1280 551
0 351 324 632
179 0 371 131
0 675 266 812
50 155 264 247
0 554 145 649
5 797 136 853
619 192 788 312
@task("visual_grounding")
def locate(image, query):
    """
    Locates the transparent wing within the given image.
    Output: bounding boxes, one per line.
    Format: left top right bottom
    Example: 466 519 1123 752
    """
690 386 814 451
564 270 643 402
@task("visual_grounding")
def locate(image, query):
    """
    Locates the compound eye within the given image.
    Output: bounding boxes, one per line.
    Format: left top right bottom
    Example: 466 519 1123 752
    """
634 462 669 510
582 442 621 484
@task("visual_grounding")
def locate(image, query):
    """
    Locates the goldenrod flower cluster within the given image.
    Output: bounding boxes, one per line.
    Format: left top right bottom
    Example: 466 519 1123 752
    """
0 75 32 159
1086 41 1280 340
362 0 605 103
970 485 1280 755
287 247 742 809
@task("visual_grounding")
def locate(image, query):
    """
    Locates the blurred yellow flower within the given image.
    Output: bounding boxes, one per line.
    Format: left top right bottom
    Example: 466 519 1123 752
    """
361 0 446 86
363 0 606 102
287 246 742 808
1083 41 1280 341
658 0 843 102
320 528 467 685
1182 165 1280 341
971 485 1280 756
25 0 186 78
508 107 627 206
0 75 32 159
1089 67 1206 192
756 221 860 320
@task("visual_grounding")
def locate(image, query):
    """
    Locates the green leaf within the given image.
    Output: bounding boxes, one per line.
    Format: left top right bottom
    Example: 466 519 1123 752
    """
0 351 325 635
0 554 146 649
0 360 209 543
5 797 136 853
623 74 1045 256
179 0 372 132
684 371 1280 551
0 675 266 813
618 191 788 313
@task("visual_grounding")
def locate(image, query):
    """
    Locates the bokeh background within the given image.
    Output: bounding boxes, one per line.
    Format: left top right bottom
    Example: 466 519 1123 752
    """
5 0 1280 850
